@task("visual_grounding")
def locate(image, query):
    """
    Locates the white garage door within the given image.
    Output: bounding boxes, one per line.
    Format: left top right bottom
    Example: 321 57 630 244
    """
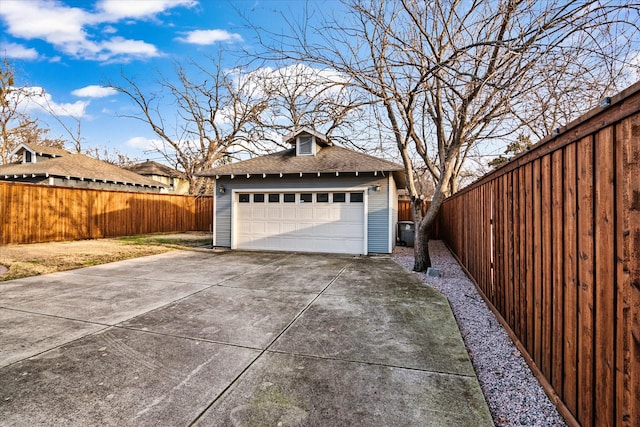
234 191 366 254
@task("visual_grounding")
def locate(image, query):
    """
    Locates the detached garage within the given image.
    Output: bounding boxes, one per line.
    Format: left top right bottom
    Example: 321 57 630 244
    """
198 128 405 255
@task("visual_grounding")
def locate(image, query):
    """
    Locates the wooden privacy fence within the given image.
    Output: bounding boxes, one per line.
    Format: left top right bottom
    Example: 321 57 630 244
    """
397 199 440 239
398 199 416 221
439 82 640 426
0 182 213 245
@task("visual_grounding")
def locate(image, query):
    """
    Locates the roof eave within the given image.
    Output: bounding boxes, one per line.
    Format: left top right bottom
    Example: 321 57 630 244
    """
199 169 404 178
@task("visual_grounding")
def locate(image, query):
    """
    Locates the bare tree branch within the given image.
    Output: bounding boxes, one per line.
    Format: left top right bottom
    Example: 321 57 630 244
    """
251 0 640 270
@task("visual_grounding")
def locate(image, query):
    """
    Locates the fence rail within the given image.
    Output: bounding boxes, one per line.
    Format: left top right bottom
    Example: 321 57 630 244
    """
0 182 213 245
439 82 640 426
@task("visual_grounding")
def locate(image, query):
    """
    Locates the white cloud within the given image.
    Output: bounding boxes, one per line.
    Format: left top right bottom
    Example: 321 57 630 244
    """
100 37 159 57
12 86 89 118
0 42 39 59
101 25 118 34
177 29 243 45
0 0 189 62
232 64 348 98
126 136 161 150
0 1 88 45
71 85 117 98
97 0 196 20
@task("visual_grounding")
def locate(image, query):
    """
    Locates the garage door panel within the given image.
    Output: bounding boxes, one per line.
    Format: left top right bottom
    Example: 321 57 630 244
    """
235 191 365 254
283 209 297 220
281 222 297 233
265 222 281 234
298 207 314 220
314 207 331 220
266 207 282 218
252 206 267 217
250 222 264 234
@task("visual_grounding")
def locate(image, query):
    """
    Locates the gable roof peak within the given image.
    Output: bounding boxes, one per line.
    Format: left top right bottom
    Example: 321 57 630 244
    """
282 127 331 146
11 142 70 158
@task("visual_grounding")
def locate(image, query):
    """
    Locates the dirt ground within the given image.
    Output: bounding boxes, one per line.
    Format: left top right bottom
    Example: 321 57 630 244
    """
0 232 213 281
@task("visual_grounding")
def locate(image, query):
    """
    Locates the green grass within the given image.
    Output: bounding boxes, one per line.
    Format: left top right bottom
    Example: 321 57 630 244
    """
117 234 212 248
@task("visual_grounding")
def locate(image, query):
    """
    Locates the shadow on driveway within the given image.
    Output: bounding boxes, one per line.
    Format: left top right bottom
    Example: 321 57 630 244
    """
0 250 492 426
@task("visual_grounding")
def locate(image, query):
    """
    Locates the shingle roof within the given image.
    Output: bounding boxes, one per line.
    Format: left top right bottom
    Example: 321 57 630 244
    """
198 145 405 186
0 153 165 188
125 160 181 178
17 142 70 158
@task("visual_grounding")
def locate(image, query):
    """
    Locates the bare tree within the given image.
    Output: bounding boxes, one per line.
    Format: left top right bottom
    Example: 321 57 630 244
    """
0 58 40 163
239 63 370 149
511 24 639 141
256 0 639 270
83 146 140 167
38 100 84 153
109 56 269 194
11 118 66 148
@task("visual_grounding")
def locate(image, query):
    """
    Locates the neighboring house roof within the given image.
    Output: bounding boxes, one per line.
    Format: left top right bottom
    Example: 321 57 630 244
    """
199 145 406 187
125 160 182 178
14 142 70 158
0 151 165 188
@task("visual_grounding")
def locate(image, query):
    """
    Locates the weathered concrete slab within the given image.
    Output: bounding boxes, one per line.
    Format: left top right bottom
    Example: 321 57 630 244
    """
222 264 346 293
0 308 105 367
326 256 429 296
271 292 475 375
0 271 117 305
195 352 493 426
0 327 259 426
120 286 316 348
7 278 208 324
76 250 288 283
0 248 492 426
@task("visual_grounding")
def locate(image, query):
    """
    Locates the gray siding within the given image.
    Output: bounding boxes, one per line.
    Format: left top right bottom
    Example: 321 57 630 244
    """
367 176 389 253
214 172 396 253
390 175 398 251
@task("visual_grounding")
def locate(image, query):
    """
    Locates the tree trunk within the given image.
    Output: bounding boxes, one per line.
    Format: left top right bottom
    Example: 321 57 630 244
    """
412 194 444 272
413 220 431 271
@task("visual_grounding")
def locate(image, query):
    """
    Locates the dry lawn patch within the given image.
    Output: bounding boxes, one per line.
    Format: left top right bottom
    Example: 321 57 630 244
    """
0 233 212 281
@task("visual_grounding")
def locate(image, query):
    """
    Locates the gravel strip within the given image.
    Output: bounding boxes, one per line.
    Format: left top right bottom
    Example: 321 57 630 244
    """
391 241 567 427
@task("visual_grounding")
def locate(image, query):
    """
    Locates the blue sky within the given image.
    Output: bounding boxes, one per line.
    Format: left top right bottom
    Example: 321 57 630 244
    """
0 0 333 161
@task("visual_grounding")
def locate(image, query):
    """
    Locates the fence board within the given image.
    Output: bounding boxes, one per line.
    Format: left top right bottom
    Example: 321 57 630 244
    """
524 162 535 355
594 126 615 427
577 135 595 427
438 82 640 426
484 184 492 301
502 174 510 323
533 158 543 368
509 172 517 332
0 182 213 245
518 166 527 345
541 155 552 379
615 113 640 427
551 149 565 397
563 142 579 415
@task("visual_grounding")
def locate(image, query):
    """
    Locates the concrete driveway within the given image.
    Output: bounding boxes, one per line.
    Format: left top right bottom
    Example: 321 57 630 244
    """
0 250 492 426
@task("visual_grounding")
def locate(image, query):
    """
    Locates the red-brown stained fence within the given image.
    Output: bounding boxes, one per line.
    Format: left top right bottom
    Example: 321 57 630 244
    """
439 82 640 426
398 199 415 221
0 182 213 245
397 199 440 239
